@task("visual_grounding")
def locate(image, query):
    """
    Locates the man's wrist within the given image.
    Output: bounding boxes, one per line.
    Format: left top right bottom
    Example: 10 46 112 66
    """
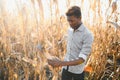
60 61 69 66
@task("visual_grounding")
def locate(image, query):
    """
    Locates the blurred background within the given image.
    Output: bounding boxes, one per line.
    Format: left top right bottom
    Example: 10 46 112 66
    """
0 0 120 80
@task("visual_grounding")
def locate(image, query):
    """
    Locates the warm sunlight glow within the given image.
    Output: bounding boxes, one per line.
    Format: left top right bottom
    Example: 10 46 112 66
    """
5 0 18 16
0 0 120 80
4 0 120 24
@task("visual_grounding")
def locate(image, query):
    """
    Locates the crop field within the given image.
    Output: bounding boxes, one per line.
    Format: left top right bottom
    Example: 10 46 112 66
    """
0 0 120 80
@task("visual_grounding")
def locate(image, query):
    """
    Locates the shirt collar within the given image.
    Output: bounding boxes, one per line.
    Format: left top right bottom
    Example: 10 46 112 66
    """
75 24 84 32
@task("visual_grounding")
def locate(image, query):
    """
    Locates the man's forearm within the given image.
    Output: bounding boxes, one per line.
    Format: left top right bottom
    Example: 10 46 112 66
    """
60 58 85 66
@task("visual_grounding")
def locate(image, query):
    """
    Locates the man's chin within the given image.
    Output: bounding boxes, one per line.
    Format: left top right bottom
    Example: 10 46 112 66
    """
70 26 74 29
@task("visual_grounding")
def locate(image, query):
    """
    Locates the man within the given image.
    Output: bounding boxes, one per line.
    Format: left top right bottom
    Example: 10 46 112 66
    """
48 6 94 80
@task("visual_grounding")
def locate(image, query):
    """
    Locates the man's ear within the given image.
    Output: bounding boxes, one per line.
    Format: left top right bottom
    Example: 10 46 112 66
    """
79 16 81 19
78 17 81 21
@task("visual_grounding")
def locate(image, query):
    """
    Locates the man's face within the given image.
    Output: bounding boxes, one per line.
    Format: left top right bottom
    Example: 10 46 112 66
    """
67 15 81 29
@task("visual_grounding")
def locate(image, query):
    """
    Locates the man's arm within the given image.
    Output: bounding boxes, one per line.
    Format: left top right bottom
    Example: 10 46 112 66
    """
78 32 94 63
48 57 84 67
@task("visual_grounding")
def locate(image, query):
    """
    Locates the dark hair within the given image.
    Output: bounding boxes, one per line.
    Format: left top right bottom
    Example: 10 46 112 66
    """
66 6 81 18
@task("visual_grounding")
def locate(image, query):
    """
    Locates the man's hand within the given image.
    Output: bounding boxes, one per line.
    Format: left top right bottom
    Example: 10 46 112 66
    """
47 58 62 67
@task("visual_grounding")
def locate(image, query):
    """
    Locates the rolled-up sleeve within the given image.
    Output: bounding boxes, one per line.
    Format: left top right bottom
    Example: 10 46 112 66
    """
79 33 94 61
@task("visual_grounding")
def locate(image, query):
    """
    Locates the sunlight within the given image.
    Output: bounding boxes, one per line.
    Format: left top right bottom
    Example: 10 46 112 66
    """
41 0 50 19
0 0 120 80
5 0 18 16
1 0 119 26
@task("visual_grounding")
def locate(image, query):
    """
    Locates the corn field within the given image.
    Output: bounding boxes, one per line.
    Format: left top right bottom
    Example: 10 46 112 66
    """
0 0 120 80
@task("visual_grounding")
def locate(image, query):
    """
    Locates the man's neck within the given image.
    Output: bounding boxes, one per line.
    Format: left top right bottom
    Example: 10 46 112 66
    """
74 22 82 31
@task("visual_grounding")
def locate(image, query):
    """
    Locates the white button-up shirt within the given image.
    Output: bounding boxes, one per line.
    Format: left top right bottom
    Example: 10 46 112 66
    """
62 24 94 74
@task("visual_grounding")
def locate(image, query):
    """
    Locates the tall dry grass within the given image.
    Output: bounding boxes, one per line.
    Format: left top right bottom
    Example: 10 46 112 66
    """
0 0 120 80
87 26 120 80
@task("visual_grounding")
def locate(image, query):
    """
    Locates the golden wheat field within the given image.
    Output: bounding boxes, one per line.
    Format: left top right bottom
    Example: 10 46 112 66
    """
0 0 120 80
